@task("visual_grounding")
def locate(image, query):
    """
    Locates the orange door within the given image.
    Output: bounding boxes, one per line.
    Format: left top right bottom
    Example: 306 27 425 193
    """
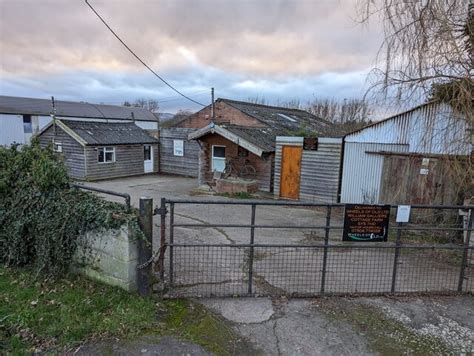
280 145 302 199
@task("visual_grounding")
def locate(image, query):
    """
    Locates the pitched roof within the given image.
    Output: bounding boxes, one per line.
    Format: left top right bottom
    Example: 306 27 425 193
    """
0 95 158 121
188 123 287 155
218 98 341 137
223 125 284 152
55 120 158 146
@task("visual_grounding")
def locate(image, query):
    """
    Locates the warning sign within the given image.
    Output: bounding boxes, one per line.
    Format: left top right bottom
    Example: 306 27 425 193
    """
342 204 391 242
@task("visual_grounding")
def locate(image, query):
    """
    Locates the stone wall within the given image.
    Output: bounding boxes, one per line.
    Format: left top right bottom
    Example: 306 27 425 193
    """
74 225 139 292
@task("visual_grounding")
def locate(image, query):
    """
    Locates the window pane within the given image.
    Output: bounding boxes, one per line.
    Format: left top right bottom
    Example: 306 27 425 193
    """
105 151 114 162
98 149 104 162
212 158 226 172
213 146 226 158
144 146 151 160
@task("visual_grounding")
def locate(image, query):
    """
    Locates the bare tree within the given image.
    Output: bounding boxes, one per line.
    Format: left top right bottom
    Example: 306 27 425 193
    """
247 96 267 105
358 1 472 110
358 0 473 201
305 98 372 133
122 98 160 113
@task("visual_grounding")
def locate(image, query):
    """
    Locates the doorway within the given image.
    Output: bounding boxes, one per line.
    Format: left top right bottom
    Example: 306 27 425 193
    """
280 145 302 199
144 145 153 173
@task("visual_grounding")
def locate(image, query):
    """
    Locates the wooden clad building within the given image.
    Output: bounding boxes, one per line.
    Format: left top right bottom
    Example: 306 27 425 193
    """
38 119 159 180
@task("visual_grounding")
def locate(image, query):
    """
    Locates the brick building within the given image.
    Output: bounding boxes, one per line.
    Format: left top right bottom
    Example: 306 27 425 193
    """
167 98 339 194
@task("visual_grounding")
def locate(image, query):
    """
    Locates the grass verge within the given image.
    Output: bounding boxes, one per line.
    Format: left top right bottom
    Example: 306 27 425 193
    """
0 267 249 355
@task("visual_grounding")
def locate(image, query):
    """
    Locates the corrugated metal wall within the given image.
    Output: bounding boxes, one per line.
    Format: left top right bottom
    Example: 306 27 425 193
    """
340 143 409 203
345 102 471 155
160 128 199 177
299 138 343 203
274 137 343 203
0 114 25 145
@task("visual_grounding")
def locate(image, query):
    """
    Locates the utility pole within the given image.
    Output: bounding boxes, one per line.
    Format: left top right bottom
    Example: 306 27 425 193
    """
51 96 57 136
211 87 215 122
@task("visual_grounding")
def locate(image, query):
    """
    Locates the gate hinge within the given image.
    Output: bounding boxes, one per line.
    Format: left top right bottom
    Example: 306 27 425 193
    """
154 206 168 216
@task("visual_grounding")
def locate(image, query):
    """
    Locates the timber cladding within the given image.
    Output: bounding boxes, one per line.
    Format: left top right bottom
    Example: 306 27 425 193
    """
38 123 159 180
38 124 86 179
84 144 159 181
274 137 343 202
160 128 199 177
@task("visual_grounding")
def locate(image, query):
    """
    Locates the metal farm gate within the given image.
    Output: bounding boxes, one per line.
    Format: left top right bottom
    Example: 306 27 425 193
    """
154 199 473 298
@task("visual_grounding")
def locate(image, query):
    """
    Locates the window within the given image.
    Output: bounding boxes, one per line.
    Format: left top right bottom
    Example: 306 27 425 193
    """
98 147 115 163
144 145 151 161
53 141 63 153
23 115 32 133
173 140 184 156
212 145 226 172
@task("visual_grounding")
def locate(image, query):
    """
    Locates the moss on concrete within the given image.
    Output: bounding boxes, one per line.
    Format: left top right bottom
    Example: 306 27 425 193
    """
318 298 452 355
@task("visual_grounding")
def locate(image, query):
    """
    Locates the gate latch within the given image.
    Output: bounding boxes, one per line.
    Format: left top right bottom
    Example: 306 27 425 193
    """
154 206 168 216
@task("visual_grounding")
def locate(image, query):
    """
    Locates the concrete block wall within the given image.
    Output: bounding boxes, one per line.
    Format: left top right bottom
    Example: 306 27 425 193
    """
74 225 139 292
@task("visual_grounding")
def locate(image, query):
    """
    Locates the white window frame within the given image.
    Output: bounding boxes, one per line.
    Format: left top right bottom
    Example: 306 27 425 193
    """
53 141 63 153
211 145 226 172
98 146 116 164
173 139 184 156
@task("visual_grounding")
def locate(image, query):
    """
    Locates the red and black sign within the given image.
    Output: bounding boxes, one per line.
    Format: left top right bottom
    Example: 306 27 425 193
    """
342 204 390 242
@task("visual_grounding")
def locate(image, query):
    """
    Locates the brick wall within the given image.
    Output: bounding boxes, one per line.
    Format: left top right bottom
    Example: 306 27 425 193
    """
175 101 266 129
199 133 273 192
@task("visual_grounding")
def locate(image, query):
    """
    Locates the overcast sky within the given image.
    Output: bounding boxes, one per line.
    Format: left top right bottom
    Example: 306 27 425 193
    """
0 0 382 113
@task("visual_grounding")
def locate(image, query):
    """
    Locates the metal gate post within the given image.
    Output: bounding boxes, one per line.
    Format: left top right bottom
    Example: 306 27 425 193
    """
458 210 473 292
137 196 153 296
248 204 256 295
158 198 167 281
169 202 175 286
320 206 331 294
391 222 403 294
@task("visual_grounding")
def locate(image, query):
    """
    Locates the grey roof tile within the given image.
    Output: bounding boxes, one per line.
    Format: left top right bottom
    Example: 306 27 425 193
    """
60 120 158 145
219 98 343 137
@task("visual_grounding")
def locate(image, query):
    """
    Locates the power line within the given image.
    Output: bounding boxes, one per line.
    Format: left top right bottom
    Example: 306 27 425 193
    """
84 0 206 107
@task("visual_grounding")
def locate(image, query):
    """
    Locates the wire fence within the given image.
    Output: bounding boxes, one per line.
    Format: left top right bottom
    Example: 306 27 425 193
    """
157 199 473 298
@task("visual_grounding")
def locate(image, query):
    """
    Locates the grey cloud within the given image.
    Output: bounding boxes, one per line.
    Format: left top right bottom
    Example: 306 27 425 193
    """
0 0 381 110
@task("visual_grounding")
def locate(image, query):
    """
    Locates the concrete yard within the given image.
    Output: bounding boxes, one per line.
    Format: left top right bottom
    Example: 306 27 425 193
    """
84 174 474 297
84 175 474 355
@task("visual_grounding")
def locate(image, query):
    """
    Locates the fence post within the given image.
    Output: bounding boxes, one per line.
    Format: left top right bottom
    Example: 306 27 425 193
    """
137 196 153 296
458 210 473 292
391 222 402 294
248 204 256 295
320 206 331 294
158 198 167 282
169 202 175 286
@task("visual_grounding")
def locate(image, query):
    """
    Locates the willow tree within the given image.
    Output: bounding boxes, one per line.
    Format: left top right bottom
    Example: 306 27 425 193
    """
359 0 473 203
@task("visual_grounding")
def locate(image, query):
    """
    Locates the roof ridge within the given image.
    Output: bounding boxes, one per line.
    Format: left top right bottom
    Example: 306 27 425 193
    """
217 97 313 114
0 95 152 113
344 100 441 137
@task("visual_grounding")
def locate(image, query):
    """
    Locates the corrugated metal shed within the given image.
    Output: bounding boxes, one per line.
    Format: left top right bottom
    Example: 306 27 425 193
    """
273 137 343 203
340 143 409 203
345 101 471 155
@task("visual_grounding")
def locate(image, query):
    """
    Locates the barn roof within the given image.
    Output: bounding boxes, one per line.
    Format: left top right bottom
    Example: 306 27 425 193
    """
42 120 159 146
218 98 341 137
0 95 158 122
